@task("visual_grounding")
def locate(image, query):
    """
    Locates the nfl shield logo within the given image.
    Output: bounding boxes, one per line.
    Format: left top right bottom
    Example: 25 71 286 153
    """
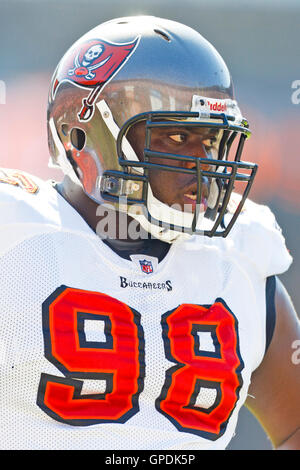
139 259 153 274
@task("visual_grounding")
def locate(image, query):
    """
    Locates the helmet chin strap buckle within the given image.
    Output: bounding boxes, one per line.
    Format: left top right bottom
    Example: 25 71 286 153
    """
101 175 120 194
99 174 141 197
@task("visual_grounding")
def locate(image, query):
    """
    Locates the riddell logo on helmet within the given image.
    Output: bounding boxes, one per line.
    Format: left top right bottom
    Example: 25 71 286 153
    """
207 100 227 112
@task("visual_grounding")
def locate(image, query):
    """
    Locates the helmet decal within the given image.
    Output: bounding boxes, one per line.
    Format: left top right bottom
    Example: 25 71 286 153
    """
52 36 140 121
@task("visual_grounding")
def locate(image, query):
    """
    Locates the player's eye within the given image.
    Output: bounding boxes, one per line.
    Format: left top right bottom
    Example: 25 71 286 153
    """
168 133 187 144
202 137 217 150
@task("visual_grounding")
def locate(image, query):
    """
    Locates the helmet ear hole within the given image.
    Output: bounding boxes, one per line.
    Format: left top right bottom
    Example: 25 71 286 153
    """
70 128 86 151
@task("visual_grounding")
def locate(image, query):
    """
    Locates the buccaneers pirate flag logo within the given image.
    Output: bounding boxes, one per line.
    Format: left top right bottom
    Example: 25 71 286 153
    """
52 36 140 121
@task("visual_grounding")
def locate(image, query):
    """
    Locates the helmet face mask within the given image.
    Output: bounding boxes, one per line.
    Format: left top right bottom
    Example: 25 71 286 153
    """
48 16 257 241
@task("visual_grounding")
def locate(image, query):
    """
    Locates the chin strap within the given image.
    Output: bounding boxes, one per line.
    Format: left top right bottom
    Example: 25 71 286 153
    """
127 185 208 243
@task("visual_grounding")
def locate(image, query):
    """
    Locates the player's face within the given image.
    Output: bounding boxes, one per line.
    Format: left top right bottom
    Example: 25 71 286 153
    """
127 122 223 213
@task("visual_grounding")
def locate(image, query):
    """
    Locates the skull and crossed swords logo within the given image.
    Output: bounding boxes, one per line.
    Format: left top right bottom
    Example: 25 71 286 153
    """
52 37 140 121
68 44 111 81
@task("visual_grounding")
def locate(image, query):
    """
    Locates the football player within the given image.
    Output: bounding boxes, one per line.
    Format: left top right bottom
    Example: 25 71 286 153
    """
0 16 299 450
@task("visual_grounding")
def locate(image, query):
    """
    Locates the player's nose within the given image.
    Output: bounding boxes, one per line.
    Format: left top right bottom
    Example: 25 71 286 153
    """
182 144 211 171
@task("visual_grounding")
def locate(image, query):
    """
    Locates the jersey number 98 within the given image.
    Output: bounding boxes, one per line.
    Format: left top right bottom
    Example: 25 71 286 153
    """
37 286 244 440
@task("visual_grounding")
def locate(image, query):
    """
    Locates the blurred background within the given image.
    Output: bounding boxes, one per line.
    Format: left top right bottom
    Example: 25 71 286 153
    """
0 0 299 450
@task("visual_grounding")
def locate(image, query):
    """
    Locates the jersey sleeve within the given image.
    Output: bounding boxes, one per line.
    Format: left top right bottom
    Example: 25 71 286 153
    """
227 196 293 278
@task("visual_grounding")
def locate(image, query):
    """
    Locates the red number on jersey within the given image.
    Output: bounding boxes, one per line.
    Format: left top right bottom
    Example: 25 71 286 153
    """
156 299 244 440
38 287 243 439
37 286 145 425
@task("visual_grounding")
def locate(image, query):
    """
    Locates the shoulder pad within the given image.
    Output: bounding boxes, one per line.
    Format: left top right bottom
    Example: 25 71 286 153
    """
0 168 92 256
0 168 59 225
227 196 293 277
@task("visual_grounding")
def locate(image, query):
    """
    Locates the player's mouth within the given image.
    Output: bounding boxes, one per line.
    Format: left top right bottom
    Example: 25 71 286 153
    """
182 181 209 213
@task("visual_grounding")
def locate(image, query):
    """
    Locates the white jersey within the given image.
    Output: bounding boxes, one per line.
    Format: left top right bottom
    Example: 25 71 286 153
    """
0 170 292 450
